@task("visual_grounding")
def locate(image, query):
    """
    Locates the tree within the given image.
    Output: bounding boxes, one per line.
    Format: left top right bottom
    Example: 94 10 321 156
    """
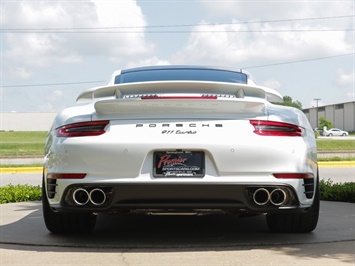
318 117 332 130
274 96 303 110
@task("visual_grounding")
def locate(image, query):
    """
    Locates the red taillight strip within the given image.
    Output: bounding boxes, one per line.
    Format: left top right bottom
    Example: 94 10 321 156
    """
56 120 109 137
141 95 217 100
273 173 314 179
250 120 304 137
47 173 87 179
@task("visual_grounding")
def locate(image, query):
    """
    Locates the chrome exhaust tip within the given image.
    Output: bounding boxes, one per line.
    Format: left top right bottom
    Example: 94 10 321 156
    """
89 188 107 206
270 188 287 206
253 188 270 206
73 188 90 206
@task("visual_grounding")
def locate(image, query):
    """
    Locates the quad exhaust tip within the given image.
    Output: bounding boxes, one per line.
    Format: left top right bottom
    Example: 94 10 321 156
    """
252 187 288 206
270 188 287 206
72 188 107 206
89 188 107 206
73 188 90 206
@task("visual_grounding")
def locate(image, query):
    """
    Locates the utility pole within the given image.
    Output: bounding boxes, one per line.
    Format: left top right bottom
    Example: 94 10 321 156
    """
314 98 321 128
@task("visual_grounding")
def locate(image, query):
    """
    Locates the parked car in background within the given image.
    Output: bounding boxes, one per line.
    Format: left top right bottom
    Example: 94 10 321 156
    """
314 128 323 136
42 65 319 234
325 128 349 137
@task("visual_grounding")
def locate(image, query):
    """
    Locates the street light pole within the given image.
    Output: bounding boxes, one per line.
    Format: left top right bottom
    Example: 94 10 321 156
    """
314 98 321 128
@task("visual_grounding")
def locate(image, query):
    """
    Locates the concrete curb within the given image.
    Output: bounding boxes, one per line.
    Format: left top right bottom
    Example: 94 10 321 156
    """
0 162 354 174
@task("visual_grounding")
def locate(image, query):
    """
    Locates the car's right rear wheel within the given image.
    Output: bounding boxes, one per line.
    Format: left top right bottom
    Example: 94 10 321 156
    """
42 176 97 234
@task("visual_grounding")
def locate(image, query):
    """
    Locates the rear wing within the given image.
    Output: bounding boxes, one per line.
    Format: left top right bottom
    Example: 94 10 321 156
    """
93 97 267 119
77 80 283 103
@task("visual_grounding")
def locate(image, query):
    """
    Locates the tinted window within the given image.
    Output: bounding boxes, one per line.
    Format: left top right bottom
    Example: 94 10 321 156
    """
114 69 247 84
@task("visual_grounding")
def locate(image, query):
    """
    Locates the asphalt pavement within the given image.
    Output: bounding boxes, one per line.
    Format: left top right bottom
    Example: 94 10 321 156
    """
0 200 354 265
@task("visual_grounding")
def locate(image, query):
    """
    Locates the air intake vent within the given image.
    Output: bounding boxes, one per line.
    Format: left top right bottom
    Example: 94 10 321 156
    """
303 178 315 199
47 178 57 199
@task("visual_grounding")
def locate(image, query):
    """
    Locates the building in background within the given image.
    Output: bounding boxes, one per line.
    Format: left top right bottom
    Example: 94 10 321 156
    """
0 112 57 131
303 101 355 132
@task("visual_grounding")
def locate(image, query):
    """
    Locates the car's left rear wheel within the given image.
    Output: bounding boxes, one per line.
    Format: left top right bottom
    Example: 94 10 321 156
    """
42 176 97 234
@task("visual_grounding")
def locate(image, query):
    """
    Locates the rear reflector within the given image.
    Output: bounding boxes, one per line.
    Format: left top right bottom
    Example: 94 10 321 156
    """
273 173 314 179
56 120 109 137
47 173 87 179
250 120 304 137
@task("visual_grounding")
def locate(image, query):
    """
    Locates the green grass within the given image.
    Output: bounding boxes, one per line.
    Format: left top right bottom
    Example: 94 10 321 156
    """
316 139 355 151
318 156 355 161
0 131 47 156
0 163 43 168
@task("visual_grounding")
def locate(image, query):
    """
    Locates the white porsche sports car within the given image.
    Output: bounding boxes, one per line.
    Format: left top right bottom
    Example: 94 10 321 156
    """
42 65 319 234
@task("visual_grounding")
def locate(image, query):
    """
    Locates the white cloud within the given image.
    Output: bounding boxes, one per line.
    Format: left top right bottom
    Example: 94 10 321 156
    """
261 79 282 90
172 19 352 67
337 68 355 87
38 90 64 112
5 67 33 80
200 0 353 21
125 57 171 69
2 0 153 67
174 1 353 67
346 90 355 101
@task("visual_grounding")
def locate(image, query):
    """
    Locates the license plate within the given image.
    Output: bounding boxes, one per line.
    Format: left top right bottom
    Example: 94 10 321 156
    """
153 151 205 177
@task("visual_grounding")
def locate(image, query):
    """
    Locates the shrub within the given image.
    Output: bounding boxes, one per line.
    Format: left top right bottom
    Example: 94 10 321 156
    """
0 184 42 204
320 179 355 203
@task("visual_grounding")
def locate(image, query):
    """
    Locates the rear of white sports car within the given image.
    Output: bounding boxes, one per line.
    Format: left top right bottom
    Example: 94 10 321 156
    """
42 66 319 234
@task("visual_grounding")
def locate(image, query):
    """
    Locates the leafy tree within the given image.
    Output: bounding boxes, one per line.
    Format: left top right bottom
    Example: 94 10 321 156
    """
318 117 333 130
274 96 303 110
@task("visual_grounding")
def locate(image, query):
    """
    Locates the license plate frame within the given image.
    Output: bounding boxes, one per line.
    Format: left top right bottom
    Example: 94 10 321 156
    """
153 151 205 177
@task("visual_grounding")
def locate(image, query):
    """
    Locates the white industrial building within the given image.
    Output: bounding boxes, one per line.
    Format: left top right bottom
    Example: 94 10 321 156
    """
303 101 355 132
0 112 57 131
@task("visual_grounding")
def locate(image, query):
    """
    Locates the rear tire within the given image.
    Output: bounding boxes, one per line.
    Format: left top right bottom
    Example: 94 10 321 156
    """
42 176 97 234
266 175 320 233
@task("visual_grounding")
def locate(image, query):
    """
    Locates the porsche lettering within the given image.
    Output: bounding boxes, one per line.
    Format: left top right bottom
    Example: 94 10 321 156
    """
136 123 223 128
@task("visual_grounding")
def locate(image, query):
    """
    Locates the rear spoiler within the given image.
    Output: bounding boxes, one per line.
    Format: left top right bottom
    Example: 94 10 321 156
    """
77 81 283 103
94 97 267 118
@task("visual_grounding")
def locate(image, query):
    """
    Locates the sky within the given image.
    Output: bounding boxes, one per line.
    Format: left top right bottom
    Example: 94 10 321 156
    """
0 0 354 113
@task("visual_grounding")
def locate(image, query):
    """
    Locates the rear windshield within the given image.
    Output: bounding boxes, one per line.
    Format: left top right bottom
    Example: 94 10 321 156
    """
114 69 247 84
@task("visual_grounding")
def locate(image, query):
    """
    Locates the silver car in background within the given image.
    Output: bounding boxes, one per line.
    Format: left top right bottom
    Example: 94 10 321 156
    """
325 128 349 137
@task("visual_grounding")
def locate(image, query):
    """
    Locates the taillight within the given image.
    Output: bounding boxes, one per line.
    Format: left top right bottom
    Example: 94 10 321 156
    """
56 120 109 137
47 173 87 179
273 173 314 179
250 120 304 137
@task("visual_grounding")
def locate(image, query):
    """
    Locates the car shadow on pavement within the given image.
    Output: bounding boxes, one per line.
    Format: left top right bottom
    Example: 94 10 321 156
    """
0 200 354 264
